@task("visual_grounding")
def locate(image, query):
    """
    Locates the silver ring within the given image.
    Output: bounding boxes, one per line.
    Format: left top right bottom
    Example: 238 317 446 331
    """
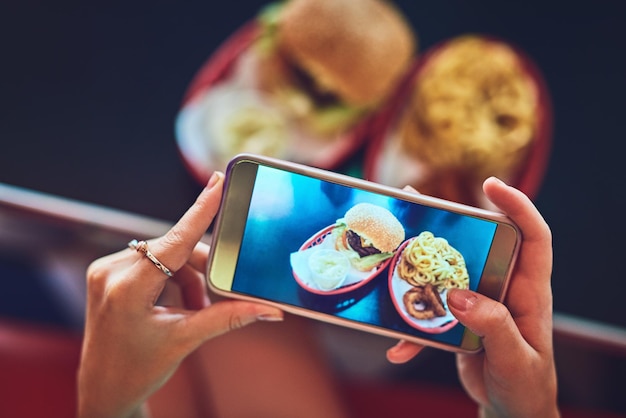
128 239 174 277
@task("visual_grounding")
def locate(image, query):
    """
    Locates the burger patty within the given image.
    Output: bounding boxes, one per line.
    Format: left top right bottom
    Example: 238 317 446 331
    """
288 56 341 107
346 230 381 257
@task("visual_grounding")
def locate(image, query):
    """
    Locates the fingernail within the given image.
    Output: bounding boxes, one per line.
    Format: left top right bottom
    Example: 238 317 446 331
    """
207 171 223 189
257 312 284 322
489 176 506 186
447 289 477 312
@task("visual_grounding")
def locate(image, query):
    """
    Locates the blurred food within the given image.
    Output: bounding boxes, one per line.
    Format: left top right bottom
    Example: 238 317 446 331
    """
366 35 548 208
258 0 416 135
179 4 550 205
400 36 537 181
176 0 416 180
279 0 413 106
199 86 290 162
401 36 540 203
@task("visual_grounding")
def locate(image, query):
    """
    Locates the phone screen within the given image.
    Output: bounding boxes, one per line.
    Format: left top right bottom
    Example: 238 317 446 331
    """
209 156 519 352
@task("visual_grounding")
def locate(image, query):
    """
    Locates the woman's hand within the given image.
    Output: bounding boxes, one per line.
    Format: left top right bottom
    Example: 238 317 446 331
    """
386 177 559 418
77 172 284 418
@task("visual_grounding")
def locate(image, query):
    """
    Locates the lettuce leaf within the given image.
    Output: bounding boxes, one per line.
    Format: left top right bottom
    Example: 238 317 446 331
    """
331 221 394 271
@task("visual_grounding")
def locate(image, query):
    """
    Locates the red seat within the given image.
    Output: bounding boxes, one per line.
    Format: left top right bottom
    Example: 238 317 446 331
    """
0 320 81 418
0 319 623 418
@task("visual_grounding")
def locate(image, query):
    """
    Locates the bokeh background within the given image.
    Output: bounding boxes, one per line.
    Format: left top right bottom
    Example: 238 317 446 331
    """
1 0 625 415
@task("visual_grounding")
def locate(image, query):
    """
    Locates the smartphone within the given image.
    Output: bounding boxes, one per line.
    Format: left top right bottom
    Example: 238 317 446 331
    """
207 154 520 353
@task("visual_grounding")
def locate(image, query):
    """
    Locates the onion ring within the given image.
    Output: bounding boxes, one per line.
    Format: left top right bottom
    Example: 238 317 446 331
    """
402 284 447 320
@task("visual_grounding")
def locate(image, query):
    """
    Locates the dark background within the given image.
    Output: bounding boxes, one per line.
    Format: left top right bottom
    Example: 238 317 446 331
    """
2 0 625 328
1 0 626 414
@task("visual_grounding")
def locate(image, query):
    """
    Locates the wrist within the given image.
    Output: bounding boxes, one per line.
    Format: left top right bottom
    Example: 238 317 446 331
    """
478 404 560 418
77 397 148 418
478 406 497 418
130 404 151 418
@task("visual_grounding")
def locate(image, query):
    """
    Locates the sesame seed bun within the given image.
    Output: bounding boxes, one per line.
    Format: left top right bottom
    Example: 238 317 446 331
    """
277 0 416 107
344 203 405 253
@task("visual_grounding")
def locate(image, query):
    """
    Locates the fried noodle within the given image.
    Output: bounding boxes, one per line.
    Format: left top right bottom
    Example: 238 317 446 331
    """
398 231 469 292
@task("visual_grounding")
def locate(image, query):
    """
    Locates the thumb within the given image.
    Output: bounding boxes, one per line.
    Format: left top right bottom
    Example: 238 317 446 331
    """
182 300 284 346
448 289 529 363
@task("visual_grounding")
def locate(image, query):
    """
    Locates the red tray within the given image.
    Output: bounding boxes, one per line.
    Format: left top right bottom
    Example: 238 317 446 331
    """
176 20 374 185
364 35 552 205
388 238 460 333
293 225 392 296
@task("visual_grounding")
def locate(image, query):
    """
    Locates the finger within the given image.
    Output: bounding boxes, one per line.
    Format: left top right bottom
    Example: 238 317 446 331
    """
482 177 553 321
151 172 224 274
85 251 137 302
483 177 552 274
169 264 210 310
139 242 211 308
483 177 551 242
187 242 210 273
403 185 420 194
447 289 531 361
386 340 425 364
87 247 176 308
181 300 284 348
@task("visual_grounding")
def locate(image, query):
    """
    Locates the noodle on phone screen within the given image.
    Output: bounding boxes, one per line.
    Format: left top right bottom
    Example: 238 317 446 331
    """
398 231 469 292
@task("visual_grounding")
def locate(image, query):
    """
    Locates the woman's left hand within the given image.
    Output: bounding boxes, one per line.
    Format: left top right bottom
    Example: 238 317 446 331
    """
385 177 558 418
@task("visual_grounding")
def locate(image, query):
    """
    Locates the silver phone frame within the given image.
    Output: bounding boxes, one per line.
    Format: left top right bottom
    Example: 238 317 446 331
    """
207 153 521 353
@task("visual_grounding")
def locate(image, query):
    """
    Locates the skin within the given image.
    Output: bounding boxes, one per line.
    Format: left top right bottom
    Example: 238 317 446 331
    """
386 177 560 418
77 172 285 418
78 173 559 418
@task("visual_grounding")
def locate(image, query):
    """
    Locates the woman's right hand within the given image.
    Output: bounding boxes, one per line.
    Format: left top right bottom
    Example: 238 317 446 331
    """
77 172 284 418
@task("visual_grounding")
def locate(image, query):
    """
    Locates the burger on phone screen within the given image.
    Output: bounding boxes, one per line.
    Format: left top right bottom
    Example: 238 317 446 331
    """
332 203 405 272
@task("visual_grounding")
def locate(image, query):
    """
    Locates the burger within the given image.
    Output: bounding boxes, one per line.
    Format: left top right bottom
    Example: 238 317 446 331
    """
332 203 405 272
254 0 416 136
180 0 416 176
